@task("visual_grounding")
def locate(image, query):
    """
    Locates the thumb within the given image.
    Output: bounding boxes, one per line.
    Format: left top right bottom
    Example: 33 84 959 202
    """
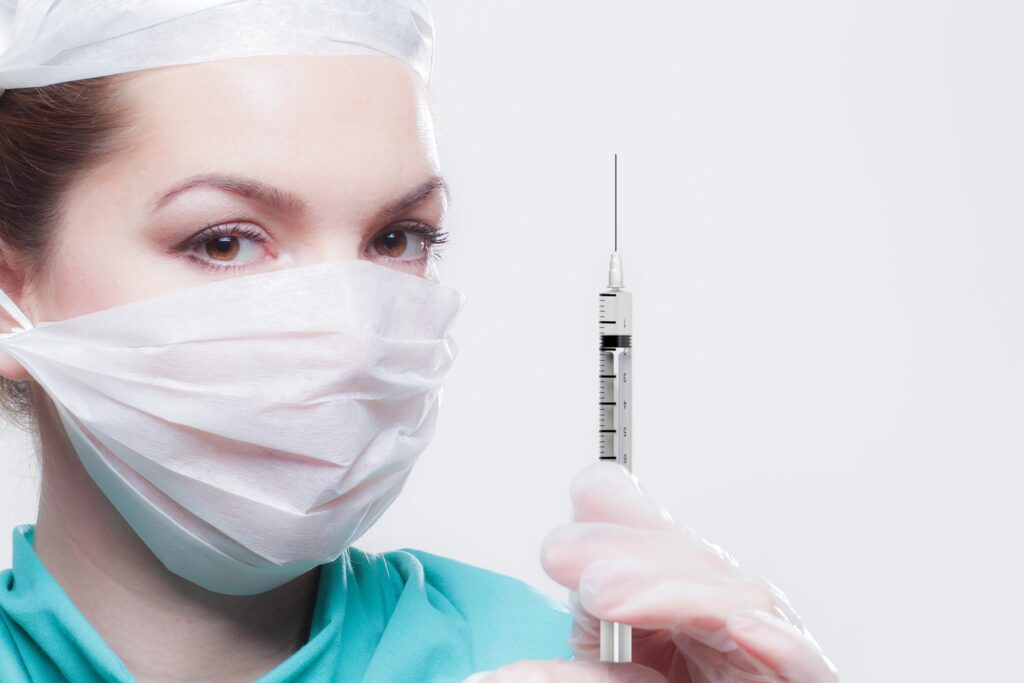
727 610 839 682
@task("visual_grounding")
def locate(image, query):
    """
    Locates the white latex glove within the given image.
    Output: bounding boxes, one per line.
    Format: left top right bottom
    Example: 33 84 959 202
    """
463 462 838 683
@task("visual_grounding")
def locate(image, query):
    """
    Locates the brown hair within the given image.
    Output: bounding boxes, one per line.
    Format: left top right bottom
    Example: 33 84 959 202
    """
0 74 138 430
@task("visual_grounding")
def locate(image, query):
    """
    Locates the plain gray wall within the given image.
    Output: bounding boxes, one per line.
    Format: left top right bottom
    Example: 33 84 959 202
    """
2 2 1021 681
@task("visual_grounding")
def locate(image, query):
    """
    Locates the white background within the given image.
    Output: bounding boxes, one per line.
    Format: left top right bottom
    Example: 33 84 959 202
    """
2 2 1022 681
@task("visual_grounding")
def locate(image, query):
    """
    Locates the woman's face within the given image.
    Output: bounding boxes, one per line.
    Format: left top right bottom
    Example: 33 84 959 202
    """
1 54 448 382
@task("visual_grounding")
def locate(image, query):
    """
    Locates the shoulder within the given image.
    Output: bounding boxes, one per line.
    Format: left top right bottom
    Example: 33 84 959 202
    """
356 547 574 666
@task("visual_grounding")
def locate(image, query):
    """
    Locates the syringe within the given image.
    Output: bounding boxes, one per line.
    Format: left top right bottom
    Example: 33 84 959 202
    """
597 250 633 663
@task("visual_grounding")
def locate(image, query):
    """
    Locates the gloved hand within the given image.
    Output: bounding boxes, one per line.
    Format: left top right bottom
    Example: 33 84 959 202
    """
463 462 838 683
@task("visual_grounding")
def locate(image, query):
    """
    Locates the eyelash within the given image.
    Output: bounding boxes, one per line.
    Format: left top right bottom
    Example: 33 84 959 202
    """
179 220 450 273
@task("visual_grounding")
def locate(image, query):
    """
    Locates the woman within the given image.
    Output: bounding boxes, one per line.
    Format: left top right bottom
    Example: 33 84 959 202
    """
0 1 837 681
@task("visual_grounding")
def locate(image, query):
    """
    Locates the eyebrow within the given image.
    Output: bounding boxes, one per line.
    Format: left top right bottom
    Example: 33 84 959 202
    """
151 172 451 219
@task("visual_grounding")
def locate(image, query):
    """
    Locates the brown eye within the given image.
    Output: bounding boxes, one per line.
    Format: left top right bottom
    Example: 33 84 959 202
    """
205 236 241 261
374 230 426 259
180 222 270 272
365 223 449 266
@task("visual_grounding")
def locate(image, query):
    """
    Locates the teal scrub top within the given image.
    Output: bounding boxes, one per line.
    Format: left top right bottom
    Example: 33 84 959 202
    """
0 524 574 682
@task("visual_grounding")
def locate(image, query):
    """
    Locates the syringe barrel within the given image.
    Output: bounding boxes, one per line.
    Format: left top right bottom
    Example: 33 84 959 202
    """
598 288 633 473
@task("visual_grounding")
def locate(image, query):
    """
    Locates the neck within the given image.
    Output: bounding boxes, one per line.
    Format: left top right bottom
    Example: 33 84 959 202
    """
30 387 320 683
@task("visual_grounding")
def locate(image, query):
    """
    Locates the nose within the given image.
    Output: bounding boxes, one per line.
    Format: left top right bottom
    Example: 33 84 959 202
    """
291 230 365 267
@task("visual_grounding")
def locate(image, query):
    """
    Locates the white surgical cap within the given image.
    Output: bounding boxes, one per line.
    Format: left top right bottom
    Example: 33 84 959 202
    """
0 0 434 98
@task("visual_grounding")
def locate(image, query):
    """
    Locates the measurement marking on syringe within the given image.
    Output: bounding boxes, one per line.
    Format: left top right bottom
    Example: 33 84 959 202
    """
600 402 616 405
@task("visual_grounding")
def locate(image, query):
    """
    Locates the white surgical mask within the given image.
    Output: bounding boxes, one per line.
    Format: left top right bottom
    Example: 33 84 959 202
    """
0 259 466 595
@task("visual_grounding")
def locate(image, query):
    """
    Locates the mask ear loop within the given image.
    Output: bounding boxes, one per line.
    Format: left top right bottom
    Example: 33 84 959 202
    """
0 287 34 335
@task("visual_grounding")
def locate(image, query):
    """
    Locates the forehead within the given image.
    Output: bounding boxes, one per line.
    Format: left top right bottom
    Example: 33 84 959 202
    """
110 54 438 214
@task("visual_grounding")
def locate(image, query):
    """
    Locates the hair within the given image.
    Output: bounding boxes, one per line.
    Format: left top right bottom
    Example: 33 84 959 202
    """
0 74 139 430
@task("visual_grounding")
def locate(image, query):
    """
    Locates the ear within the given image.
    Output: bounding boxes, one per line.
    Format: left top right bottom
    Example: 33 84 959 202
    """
0 239 35 382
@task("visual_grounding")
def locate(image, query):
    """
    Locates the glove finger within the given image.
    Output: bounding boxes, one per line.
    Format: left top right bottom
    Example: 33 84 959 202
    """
463 659 668 683
727 610 840 683
570 462 677 532
541 521 742 591
568 462 743 572
576 558 777 649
